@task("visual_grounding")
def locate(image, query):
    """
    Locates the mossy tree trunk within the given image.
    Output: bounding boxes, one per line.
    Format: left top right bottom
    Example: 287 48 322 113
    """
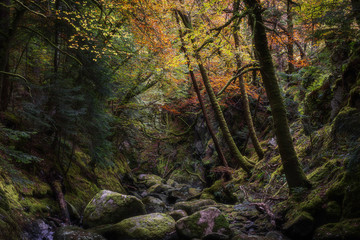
286 0 295 77
244 0 310 189
0 0 10 111
176 10 253 174
233 0 264 160
352 0 360 25
175 12 228 168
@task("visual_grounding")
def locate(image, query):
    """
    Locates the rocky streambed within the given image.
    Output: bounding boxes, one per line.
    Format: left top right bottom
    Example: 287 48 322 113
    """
49 174 288 240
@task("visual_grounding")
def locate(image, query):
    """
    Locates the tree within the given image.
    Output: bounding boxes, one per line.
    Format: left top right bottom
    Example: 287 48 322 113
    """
244 0 310 189
176 9 254 174
175 11 228 168
232 0 264 160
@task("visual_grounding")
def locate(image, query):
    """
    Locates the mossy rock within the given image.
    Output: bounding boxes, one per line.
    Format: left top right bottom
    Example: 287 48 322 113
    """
174 199 217 215
83 190 146 228
0 208 21 240
175 207 231 239
54 226 106 240
331 107 360 141
313 218 360 240
92 213 176 240
201 180 237 204
142 196 166 213
167 209 187 221
138 174 164 188
283 211 314 239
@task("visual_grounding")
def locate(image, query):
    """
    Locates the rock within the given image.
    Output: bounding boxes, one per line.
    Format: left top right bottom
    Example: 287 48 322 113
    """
138 174 164 188
282 211 314 239
265 231 289 240
167 210 187 221
22 219 54 240
93 213 176 240
83 190 146 228
175 207 231 239
313 218 360 240
142 196 166 213
201 180 237 204
233 202 260 221
147 183 174 194
231 234 265 240
174 199 217 215
54 226 105 240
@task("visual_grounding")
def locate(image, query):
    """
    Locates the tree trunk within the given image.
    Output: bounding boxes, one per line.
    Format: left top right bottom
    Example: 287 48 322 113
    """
175 12 228 168
286 0 295 78
0 0 10 111
244 0 310 189
233 0 264 160
352 0 360 25
176 10 253 174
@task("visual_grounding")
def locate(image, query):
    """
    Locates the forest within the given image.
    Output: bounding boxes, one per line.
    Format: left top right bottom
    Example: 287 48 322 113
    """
0 0 359 239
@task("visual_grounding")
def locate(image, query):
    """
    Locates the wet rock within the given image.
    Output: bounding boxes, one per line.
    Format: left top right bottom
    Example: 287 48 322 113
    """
313 218 360 240
282 211 314 239
138 174 164 188
167 210 187 221
92 213 176 240
54 226 105 240
174 199 217 215
22 219 55 240
83 190 146 228
234 202 260 221
175 207 231 239
142 196 166 213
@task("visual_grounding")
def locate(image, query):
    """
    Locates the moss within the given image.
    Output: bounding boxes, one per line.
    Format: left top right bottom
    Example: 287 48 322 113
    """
283 211 315 238
0 208 21 240
93 213 175 240
313 218 360 240
308 159 343 184
83 190 146 228
201 179 237 204
20 197 58 217
299 195 323 215
331 107 360 142
213 214 230 232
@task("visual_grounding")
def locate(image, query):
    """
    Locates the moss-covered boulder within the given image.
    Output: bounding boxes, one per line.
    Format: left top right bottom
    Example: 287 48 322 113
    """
201 179 237 204
54 226 105 240
138 174 164 188
142 196 166 213
176 207 231 239
167 209 187 221
92 213 176 240
313 218 360 240
174 199 217 215
283 211 314 239
83 190 146 228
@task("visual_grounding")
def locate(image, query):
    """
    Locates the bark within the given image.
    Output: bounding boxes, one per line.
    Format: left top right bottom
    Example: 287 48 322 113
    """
352 0 360 25
0 0 10 111
175 11 228 168
244 0 310 189
286 0 295 77
233 0 264 160
176 10 253 174
51 180 70 224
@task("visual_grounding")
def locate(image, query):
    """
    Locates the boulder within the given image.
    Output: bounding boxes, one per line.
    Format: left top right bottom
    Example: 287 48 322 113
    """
142 196 166 213
138 174 164 188
167 209 187 221
54 226 105 240
147 183 174 194
282 211 314 239
174 199 217 215
313 218 360 240
93 213 176 240
83 190 146 228
176 207 231 239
